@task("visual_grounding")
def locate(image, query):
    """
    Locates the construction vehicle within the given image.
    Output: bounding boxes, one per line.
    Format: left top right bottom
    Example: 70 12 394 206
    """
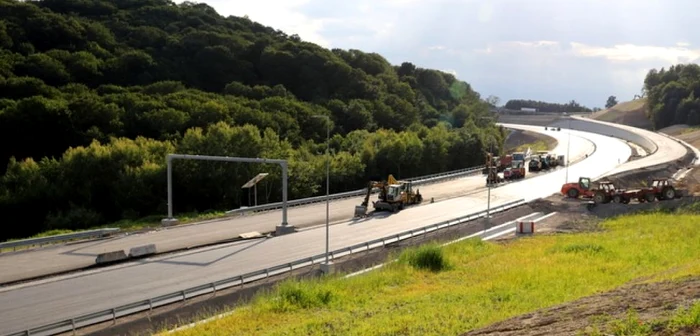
484 153 505 185
528 158 542 172
610 178 682 204
535 151 559 169
354 174 423 217
503 161 526 180
561 177 619 203
482 154 513 173
512 151 526 162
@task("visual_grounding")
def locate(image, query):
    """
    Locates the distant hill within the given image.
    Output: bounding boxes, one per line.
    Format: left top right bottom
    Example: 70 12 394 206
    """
589 98 652 129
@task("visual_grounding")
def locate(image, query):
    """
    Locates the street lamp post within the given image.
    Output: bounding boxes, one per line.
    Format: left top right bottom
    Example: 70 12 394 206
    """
480 115 496 235
314 115 332 274
486 140 492 232
565 117 572 183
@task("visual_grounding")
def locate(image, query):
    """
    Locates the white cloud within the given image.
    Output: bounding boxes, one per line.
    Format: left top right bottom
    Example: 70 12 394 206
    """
176 0 333 47
442 69 458 76
180 0 700 107
570 43 700 64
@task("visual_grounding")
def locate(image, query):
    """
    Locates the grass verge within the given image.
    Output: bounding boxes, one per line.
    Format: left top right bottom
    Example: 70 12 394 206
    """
583 301 700 335
163 211 700 336
1 210 228 249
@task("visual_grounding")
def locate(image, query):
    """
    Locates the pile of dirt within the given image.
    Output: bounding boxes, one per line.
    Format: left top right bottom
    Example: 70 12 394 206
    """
462 276 700 336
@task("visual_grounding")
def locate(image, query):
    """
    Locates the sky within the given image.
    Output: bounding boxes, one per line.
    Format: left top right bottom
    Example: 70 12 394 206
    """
183 0 700 109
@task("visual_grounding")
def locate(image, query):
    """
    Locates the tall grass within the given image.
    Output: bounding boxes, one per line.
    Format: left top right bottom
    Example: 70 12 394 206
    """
166 213 700 336
397 243 451 272
583 301 700 335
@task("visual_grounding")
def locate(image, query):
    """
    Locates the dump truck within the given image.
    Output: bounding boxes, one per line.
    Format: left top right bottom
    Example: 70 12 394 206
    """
503 161 526 180
354 174 423 217
482 154 513 173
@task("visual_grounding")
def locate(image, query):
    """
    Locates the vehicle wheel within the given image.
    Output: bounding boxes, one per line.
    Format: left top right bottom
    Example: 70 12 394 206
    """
645 192 655 202
593 191 607 204
567 188 579 198
613 195 622 203
661 187 676 200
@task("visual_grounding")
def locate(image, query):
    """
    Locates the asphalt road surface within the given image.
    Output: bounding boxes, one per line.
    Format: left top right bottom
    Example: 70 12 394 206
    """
0 125 595 285
0 126 641 335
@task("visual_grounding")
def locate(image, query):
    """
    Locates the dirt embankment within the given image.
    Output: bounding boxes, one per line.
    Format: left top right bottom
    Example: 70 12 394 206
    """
505 130 558 152
462 276 700 336
590 99 652 130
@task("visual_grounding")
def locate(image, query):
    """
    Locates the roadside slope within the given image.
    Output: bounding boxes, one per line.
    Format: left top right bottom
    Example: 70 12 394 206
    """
590 98 652 129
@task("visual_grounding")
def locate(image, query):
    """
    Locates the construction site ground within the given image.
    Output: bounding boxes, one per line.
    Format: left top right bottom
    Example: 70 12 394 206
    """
466 113 700 335
462 161 700 335
462 274 700 336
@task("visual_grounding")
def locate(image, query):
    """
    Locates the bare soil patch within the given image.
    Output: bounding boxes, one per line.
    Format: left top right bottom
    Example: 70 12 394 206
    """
461 276 700 336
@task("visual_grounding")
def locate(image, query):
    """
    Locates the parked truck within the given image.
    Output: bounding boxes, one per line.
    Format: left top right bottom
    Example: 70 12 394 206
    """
503 161 526 180
482 154 514 173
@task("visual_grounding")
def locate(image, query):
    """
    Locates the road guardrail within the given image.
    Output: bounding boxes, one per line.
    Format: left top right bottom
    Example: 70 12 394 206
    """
10 198 525 336
225 165 487 215
0 228 121 253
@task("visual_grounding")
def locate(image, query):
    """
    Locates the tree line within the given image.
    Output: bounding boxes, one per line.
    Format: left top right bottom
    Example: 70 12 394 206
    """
644 63 700 129
504 99 593 113
0 0 503 241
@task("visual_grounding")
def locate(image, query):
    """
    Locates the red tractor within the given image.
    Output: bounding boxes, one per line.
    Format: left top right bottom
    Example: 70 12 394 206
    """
561 177 618 203
610 178 681 204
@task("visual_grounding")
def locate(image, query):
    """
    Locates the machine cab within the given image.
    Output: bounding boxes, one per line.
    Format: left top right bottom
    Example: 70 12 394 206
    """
651 179 669 188
599 182 616 192
578 177 591 190
386 184 402 201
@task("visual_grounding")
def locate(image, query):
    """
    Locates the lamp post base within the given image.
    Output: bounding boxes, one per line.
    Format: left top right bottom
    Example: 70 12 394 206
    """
320 261 335 274
275 225 298 236
161 218 179 226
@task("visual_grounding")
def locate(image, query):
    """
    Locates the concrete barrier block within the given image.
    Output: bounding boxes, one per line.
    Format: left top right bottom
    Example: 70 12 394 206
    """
516 221 535 234
129 244 157 258
95 250 128 264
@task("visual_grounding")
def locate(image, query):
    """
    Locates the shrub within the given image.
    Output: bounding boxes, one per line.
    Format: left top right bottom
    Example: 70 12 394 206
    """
399 243 451 272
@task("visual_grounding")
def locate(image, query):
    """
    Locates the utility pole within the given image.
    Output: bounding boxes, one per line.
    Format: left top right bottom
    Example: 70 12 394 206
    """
314 115 333 274
565 117 572 183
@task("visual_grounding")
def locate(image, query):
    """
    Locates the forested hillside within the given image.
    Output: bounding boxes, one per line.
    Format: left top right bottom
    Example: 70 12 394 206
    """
504 99 593 112
0 0 503 241
644 63 700 129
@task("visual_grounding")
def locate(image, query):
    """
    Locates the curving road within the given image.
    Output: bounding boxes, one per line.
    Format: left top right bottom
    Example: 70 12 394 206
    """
0 125 595 285
0 125 635 335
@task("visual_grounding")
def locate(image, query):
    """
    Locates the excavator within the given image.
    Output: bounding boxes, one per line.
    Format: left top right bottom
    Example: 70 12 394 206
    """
354 174 423 217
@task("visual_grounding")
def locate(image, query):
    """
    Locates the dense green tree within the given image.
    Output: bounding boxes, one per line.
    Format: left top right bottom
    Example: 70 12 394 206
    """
0 0 503 241
504 99 593 113
644 63 700 129
605 95 618 109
